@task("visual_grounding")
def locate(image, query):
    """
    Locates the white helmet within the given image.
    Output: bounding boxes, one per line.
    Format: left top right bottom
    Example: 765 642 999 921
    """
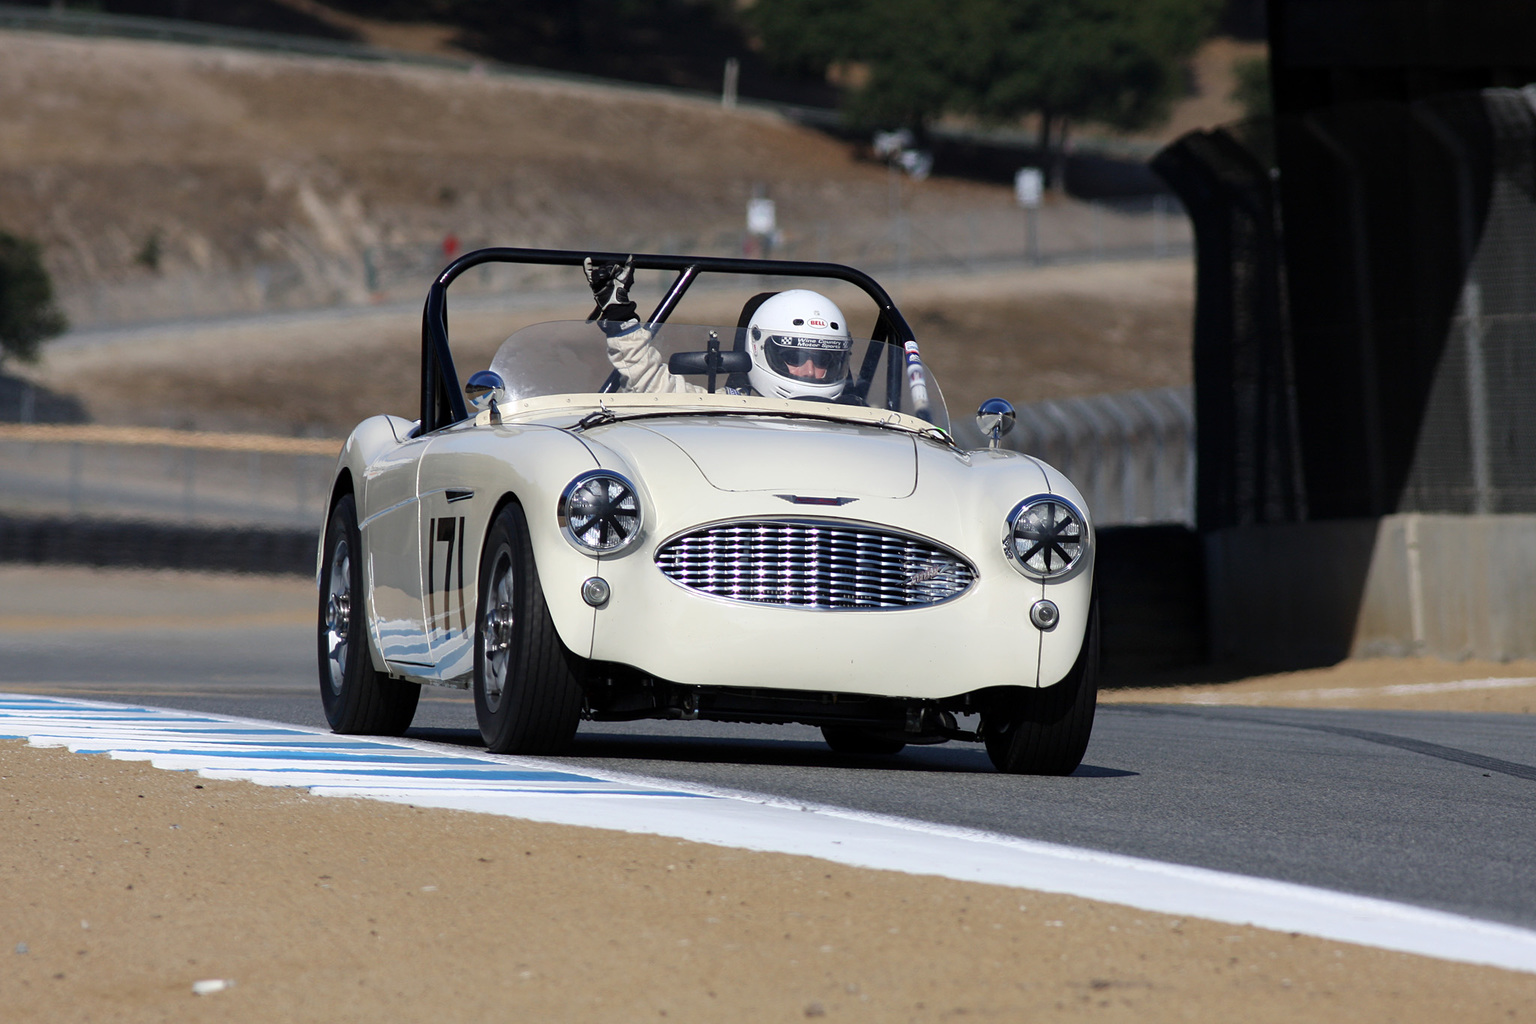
744 290 853 400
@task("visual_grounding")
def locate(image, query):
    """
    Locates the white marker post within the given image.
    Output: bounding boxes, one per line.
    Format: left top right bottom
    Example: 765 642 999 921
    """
1015 167 1043 265
722 57 739 110
746 197 776 258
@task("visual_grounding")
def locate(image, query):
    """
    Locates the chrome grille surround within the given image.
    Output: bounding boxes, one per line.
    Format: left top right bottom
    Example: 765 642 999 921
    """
654 518 977 610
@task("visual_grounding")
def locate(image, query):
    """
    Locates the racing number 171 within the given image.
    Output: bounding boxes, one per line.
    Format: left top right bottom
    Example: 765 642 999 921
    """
426 516 467 637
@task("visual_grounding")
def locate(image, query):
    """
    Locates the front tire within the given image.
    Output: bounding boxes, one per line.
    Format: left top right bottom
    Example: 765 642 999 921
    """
474 501 585 754
983 598 1099 775
318 492 420 735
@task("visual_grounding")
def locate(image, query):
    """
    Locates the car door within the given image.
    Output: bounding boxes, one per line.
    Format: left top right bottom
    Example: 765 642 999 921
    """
359 434 433 672
416 429 502 685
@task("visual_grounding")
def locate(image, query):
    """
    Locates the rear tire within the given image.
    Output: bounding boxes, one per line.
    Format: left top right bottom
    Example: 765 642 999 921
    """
318 492 420 735
983 598 1099 775
821 726 906 756
474 501 585 754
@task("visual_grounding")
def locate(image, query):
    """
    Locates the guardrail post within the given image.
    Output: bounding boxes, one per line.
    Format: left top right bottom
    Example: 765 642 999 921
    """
68 441 82 516
183 448 196 521
248 451 261 507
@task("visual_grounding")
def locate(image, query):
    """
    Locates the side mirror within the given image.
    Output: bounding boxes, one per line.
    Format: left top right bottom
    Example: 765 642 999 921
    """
466 370 508 422
975 398 1015 449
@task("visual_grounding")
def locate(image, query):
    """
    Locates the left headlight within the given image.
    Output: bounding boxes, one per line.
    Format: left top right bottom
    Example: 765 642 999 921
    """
559 471 643 554
1003 494 1088 580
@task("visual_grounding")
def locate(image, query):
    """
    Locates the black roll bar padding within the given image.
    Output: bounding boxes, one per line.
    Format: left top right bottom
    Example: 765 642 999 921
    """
886 333 904 412
647 264 700 326
419 247 922 432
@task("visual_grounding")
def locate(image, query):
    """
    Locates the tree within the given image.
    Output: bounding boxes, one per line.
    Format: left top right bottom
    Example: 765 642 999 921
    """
750 0 1219 168
1231 54 1272 121
0 232 67 368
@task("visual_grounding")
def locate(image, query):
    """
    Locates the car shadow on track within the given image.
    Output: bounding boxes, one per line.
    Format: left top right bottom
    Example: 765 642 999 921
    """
406 726 1136 778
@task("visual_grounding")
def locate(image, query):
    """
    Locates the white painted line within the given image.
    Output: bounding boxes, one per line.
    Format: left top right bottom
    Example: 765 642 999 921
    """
2 692 1535 975
1187 676 1536 705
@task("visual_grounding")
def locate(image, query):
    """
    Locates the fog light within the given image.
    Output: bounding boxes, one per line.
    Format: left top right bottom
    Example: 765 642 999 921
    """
581 576 611 607
1029 599 1059 631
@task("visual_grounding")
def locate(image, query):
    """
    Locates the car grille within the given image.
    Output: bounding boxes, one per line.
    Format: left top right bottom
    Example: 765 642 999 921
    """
654 519 977 610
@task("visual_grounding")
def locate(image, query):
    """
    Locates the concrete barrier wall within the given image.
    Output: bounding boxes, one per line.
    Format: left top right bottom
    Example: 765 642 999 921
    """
1207 514 1536 666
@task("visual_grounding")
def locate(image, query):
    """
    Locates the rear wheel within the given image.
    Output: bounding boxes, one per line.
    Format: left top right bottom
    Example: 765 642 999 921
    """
983 598 1099 775
821 726 906 756
318 492 420 735
474 501 585 754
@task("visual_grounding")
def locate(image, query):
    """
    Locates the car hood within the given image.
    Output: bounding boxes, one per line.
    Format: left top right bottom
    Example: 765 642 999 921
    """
608 417 918 498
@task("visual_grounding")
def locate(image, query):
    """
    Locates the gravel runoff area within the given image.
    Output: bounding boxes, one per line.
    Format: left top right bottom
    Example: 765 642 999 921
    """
1 565 1534 1020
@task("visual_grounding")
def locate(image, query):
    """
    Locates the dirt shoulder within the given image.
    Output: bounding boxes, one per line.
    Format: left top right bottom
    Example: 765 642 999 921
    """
3 738 1532 1023
1102 657 1536 715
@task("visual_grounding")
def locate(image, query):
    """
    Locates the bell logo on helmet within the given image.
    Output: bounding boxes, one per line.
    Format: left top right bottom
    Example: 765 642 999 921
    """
808 317 828 329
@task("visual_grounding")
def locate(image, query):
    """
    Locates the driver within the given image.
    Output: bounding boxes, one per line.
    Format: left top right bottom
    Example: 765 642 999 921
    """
585 257 853 400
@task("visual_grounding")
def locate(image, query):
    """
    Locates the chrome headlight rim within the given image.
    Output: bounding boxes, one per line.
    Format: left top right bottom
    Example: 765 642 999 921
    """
557 470 644 556
1003 493 1089 581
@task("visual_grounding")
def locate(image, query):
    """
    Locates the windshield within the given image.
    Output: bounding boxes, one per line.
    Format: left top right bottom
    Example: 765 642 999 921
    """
485 321 949 430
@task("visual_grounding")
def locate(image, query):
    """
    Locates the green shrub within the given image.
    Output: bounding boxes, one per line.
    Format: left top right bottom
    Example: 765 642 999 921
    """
0 231 67 366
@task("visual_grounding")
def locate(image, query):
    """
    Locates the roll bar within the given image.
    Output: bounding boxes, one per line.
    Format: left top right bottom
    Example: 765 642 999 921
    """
419 247 929 433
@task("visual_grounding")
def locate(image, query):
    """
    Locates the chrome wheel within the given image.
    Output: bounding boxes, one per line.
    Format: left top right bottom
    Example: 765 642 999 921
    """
481 552 515 714
324 536 352 697
317 492 419 736
473 502 583 755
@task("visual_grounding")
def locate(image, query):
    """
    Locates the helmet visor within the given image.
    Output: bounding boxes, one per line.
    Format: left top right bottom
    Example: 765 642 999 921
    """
761 334 851 383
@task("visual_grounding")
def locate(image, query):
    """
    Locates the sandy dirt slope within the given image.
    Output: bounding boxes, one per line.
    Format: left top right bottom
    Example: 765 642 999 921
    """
2 29 1196 435
23 259 1193 436
0 29 1171 328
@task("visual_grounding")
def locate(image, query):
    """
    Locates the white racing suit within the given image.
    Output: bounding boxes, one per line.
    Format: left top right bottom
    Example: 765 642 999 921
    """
600 318 750 395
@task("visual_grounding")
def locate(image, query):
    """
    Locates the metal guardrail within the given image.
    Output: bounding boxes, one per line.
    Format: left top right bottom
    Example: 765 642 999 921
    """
0 3 472 68
0 389 1193 532
0 424 341 529
0 423 339 456
1005 387 1194 528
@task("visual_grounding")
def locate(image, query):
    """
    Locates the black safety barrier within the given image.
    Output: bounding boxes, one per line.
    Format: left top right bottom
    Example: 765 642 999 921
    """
0 515 316 577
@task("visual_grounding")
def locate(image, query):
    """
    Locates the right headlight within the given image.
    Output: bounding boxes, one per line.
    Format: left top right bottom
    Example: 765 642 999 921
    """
1003 494 1087 579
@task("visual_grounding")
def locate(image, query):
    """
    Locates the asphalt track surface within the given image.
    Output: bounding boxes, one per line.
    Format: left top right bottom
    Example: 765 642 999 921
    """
4 616 1534 932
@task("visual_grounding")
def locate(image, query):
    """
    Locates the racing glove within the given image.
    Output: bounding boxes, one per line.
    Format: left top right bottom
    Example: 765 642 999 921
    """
584 256 638 323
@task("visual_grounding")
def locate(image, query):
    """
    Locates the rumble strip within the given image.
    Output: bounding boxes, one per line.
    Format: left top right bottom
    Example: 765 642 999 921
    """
3 692 1535 975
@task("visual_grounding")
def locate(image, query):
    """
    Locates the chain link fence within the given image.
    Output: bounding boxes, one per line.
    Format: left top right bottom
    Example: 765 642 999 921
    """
1000 387 1194 528
1158 86 1536 527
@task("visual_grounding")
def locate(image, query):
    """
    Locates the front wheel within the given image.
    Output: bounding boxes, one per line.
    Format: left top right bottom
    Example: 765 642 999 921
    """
474 501 585 754
983 598 1099 775
317 492 420 735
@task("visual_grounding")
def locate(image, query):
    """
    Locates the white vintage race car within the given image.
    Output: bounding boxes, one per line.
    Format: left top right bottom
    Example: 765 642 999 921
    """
317 249 1097 774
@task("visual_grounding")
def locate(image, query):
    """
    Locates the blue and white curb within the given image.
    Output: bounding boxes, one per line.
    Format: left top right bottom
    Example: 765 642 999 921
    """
4 692 1536 975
